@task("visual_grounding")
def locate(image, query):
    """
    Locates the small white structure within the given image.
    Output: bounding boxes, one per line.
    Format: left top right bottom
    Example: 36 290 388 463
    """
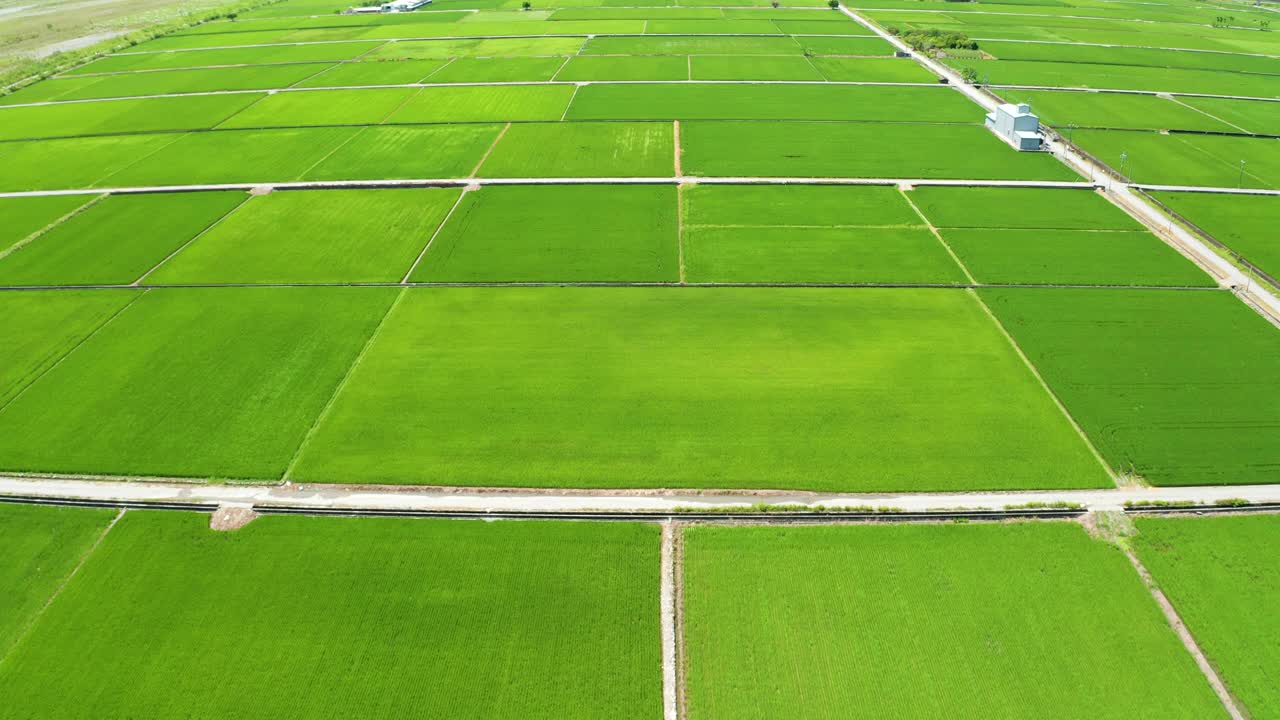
985 102 1042 151
381 0 430 11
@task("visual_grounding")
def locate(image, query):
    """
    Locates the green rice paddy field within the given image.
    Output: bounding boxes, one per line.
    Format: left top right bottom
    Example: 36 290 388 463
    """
684 521 1227 719
0 508 662 719
0 0 1277 493
1133 514 1280 719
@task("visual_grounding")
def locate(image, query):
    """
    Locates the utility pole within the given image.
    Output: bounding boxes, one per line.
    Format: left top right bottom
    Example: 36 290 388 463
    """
1238 159 1246 188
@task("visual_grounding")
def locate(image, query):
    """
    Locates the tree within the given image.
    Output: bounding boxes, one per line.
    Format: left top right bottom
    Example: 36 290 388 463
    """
828 0 839 9
959 66 978 84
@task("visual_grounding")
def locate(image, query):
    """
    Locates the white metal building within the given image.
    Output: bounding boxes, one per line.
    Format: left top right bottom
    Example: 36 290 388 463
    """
380 0 430 11
985 102 1042 151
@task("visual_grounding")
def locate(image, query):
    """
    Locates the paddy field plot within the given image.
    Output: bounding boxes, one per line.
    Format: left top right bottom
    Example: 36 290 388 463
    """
0 195 92 254
981 288 1280 486
1176 96 1280 136
287 286 1107 491
0 503 115 652
0 512 661 720
1149 191 1280 282
955 59 1280 99
148 189 460 284
411 185 677 282
687 56 823 81
363 36 586 61
0 287 397 480
807 56 936 82
0 64 333 103
0 134 179 192
477 122 673 177
301 124 503 180
426 56 566 83
387 84 576 123
218 87 419 128
1072 130 1279 190
909 186 1142 230
0 290 140 406
65 42 380 74
0 192 246 287
941 229 1213 287
683 522 1226 720
294 59 449 88
581 35 807 56
565 84 976 122
679 121 1075 179
554 55 689 81
681 185 964 284
1133 514 1280 719
0 93 264 141
976 40 1280 76
98 127 364 187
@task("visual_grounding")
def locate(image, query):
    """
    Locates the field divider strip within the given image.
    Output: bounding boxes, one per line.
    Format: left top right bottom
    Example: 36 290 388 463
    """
677 181 687 284
209 91 272 130
0 290 148 417
660 522 680 720
899 187 1118 484
0 508 126 669
673 120 682 177
132 192 254 286
0 193 105 263
419 57 457 82
286 61 347 90
401 189 470 284
281 287 408 483
1122 546 1247 720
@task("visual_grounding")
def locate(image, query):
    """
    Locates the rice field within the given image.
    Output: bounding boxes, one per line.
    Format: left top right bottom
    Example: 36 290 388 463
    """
684 522 1227 719
1133 514 1280 719
0 511 662 719
0 0 1276 524
1148 190 1280 283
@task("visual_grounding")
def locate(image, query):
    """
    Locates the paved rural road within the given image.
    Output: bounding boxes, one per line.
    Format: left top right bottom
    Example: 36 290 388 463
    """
4 475 1280 514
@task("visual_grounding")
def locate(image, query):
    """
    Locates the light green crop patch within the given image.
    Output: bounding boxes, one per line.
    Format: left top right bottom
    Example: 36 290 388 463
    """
0 192 246 287
101 127 363 187
412 185 678 282
477 122 674 177
0 503 116 652
296 59 449 88
0 195 93 253
1149 190 1280 283
684 522 1227 719
302 124 503 180
554 56 689 81
0 512 662 719
910 186 1142 230
1133 515 1280 719
219 87 419 129
0 287 398 480
566 84 978 122
388 84 576 123
426 56 566 83
688 56 822 81
981 288 1280 486
290 286 1107 491
941 228 1213 287
0 289 140 406
681 121 1077 180
683 226 965 284
0 93 264 141
148 188 461 284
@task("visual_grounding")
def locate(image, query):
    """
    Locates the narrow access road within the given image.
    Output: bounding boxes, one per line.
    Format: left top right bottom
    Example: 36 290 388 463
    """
4 475 1280 514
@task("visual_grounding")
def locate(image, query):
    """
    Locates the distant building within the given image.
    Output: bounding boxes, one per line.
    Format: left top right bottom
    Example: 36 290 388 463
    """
985 102 1042 151
346 0 429 13
381 0 431 11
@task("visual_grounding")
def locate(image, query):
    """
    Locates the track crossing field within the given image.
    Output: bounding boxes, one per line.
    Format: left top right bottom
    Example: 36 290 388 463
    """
1 0 1278 492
